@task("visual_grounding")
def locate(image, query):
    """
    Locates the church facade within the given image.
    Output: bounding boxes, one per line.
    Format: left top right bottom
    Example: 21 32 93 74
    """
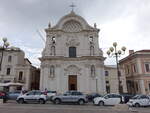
40 11 106 94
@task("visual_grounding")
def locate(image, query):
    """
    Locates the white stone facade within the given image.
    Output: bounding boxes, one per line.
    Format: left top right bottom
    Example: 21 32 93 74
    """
40 11 106 94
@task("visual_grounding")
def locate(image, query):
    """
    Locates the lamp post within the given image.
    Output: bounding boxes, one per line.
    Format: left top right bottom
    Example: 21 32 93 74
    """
107 42 126 94
0 37 9 82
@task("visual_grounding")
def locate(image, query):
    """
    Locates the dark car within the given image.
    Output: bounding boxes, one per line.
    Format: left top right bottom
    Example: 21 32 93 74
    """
7 91 21 100
86 93 102 102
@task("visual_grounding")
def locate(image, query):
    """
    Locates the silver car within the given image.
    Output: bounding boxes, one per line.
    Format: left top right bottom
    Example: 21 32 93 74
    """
16 90 47 104
52 91 88 105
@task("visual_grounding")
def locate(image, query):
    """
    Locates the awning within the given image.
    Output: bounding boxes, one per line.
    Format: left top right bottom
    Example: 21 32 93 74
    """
0 82 24 87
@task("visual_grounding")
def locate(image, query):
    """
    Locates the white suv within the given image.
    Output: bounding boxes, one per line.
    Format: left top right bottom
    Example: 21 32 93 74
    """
16 90 47 104
93 93 123 106
127 95 150 107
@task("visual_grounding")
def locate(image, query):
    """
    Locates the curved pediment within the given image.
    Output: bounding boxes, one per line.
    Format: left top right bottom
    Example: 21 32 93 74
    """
52 11 96 32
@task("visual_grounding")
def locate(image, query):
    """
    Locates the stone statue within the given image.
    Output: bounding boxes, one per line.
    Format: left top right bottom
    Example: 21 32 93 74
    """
48 22 51 28
94 23 97 28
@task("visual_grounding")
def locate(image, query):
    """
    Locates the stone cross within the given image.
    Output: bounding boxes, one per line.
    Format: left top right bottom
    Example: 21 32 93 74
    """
70 3 76 11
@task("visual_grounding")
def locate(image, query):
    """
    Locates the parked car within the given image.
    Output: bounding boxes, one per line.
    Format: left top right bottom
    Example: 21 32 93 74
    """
93 93 123 106
7 91 21 100
52 91 88 105
86 93 102 102
16 90 47 104
127 95 150 107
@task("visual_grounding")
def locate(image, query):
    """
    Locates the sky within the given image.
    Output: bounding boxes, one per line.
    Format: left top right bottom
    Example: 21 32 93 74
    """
0 0 150 67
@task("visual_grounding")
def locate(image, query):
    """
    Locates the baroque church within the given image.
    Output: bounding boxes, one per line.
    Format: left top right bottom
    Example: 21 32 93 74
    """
40 11 106 94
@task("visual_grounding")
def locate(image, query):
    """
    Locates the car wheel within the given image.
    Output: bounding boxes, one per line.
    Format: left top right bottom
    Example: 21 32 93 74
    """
39 99 45 104
99 101 104 106
78 99 85 105
135 103 140 107
18 98 24 104
55 99 61 104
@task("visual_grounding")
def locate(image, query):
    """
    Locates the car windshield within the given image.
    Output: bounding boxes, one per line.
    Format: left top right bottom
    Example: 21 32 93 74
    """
132 95 140 99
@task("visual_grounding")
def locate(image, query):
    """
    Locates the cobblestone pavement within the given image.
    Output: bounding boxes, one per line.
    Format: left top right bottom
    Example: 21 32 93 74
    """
0 101 149 113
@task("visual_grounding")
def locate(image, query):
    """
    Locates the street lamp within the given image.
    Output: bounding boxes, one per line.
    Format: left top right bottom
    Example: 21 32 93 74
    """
0 38 10 82
107 42 126 94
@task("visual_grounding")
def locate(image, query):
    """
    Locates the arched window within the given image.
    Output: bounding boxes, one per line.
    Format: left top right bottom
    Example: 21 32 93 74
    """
90 46 94 56
69 47 76 58
19 71 23 80
8 56 12 62
91 65 95 77
50 65 55 78
51 46 55 56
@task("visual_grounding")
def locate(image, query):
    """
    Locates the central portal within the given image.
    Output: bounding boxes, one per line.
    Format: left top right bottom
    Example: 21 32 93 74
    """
68 75 77 91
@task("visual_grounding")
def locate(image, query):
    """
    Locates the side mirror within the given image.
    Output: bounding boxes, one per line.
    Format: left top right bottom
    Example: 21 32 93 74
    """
26 93 29 96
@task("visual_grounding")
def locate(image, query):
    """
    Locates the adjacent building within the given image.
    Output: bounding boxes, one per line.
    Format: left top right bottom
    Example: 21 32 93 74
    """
120 50 150 94
104 65 127 94
40 11 106 94
0 47 37 91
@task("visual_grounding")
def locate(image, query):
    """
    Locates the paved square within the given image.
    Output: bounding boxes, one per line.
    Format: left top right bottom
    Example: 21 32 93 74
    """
0 101 150 113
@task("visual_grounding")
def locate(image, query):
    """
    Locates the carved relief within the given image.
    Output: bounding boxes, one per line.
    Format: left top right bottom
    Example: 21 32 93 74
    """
66 35 80 47
64 65 81 76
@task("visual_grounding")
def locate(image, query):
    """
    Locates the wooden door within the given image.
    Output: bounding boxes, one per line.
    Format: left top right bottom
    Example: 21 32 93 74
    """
68 75 77 91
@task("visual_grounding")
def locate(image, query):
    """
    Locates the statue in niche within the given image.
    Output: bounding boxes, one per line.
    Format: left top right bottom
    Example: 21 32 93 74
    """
50 65 55 78
91 65 95 77
90 46 94 56
51 46 55 56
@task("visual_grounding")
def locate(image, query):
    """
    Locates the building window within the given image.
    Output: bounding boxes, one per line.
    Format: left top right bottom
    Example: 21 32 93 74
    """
6 68 11 75
19 71 23 80
91 65 95 77
51 46 55 56
69 47 76 58
8 56 12 62
125 65 130 74
132 64 137 73
145 63 150 72
50 65 55 78
105 71 109 76
90 46 94 56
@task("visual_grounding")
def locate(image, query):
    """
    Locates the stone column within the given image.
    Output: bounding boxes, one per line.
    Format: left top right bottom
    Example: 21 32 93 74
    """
40 67 44 90
139 79 146 94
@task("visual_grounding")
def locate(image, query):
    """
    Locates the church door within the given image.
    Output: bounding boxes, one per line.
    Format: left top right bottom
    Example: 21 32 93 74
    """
68 75 77 91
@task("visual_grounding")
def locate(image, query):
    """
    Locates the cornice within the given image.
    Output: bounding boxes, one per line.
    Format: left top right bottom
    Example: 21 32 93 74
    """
39 56 105 61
